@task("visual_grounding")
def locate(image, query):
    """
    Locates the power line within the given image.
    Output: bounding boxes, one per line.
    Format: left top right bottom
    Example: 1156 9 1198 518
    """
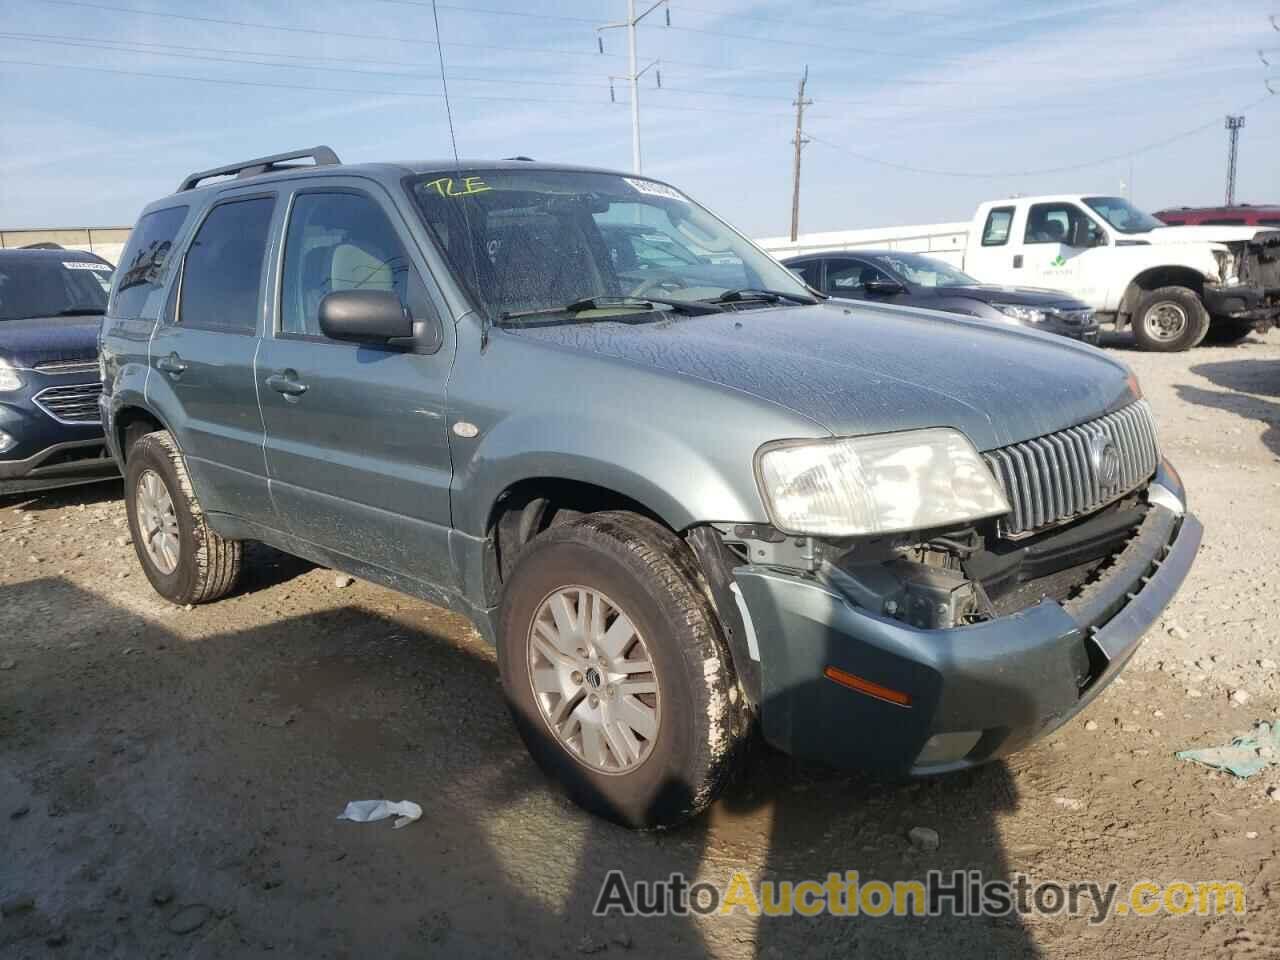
596 0 669 173
805 93 1277 178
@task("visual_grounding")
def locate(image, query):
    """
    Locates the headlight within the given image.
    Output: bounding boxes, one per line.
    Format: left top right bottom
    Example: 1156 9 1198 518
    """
1212 250 1241 286
991 303 1047 324
0 360 23 392
756 428 1011 537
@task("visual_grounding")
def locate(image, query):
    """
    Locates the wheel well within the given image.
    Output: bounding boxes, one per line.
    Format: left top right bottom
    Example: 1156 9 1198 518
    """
1118 266 1206 323
114 407 164 463
485 478 666 598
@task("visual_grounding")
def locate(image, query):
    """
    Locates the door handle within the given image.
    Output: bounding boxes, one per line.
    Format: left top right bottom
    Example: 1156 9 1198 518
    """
266 371 309 397
156 353 187 377
1013 255 1024 269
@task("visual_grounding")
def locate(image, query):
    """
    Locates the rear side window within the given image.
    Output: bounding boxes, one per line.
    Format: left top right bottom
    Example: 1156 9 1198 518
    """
179 197 274 333
280 191 417 337
1260 218 1280 226
981 207 1014 246
110 205 188 318
1203 218 1246 226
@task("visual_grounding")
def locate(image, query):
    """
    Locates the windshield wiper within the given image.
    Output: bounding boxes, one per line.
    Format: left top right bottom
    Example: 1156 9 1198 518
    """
53 307 105 317
500 295 722 322
705 288 819 306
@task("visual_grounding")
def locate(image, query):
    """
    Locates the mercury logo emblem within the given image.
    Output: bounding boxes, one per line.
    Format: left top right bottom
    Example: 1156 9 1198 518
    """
1089 432 1121 491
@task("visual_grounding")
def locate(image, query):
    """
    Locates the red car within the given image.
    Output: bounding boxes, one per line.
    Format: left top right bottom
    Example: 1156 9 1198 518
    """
1154 204 1280 227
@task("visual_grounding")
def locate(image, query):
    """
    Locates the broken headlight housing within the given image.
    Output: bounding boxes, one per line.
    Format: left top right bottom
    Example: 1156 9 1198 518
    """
755 428 1011 537
1212 249 1242 286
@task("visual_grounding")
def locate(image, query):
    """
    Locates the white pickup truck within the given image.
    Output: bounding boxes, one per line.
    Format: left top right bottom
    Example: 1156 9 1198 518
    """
760 194 1280 351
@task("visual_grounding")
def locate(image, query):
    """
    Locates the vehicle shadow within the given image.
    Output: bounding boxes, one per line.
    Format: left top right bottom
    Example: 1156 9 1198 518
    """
0 576 1040 958
1179 358 1280 458
0 476 122 511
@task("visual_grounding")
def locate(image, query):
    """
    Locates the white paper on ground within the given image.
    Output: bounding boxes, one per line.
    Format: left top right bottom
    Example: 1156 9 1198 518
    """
336 799 423 829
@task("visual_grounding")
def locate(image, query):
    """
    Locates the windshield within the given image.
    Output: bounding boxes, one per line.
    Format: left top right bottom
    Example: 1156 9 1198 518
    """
1083 196 1164 234
0 258 112 321
870 252 976 288
407 169 811 322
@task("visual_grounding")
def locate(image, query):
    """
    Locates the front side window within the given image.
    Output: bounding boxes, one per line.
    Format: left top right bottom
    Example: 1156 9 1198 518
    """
826 259 890 292
1024 203 1103 246
787 260 821 287
981 207 1014 246
110 205 188 318
408 169 812 322
280 192 421 337
0 257 113 322
180 197 274 333
1082 196 1164 234
872 253 975 288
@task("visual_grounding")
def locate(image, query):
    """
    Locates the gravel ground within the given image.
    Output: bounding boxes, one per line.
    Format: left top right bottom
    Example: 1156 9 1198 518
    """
1 330 1278 959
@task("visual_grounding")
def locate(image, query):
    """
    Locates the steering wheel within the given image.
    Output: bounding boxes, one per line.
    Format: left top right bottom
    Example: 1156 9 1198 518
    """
629 275 690 298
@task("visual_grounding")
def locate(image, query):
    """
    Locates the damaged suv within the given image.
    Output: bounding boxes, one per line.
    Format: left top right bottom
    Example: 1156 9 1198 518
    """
99 148 1201 827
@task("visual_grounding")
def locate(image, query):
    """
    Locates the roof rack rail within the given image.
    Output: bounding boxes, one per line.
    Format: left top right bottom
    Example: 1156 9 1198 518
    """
177 145 341 192
504 155 536 161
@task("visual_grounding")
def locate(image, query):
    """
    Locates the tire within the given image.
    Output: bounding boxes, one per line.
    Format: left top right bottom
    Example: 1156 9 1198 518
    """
497 511 748 828
1131 286 1210 352
123 430 242 605
1203 317 1256 345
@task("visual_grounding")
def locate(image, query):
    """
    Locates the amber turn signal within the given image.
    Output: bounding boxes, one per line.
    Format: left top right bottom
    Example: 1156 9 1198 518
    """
823 665 912 707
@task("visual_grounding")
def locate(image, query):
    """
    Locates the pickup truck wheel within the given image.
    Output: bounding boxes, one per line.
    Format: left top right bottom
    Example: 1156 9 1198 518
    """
497 511 746 828
124 430 242 605
1132 286 1210 352
1203 317 1255 344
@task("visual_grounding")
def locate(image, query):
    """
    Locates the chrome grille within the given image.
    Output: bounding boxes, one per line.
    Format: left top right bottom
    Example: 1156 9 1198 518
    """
33 381 103 425
982 400 1158 538
33 359 99 375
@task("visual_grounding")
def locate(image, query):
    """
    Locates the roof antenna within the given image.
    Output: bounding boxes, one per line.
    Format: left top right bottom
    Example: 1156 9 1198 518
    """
430 0 488 345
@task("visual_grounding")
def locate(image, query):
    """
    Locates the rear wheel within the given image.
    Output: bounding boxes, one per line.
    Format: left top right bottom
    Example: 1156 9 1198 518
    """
1203 317 1255 345
1131 286 1210 352
124 430 243 605
497 511 747 828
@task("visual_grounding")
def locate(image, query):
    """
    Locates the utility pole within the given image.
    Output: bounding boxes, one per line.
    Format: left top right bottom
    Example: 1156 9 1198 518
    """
597 0 668 173
789 66 811 243
1225 115 1245 205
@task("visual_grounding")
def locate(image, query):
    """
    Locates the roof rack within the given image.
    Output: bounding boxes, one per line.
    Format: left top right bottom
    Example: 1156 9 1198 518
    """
178 145 341 192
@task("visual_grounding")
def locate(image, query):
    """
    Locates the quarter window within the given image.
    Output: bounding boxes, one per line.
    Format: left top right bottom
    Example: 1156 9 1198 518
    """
280 192 422 338
981 207 1014 246
179 197 274 333
110 205 188 318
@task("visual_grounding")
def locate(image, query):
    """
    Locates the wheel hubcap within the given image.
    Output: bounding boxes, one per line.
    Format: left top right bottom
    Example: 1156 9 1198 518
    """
1145 301 1188 341
527 586 661 774
135 469 180 575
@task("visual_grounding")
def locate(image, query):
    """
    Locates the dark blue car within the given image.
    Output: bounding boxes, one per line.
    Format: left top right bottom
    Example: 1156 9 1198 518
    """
0 249 119 495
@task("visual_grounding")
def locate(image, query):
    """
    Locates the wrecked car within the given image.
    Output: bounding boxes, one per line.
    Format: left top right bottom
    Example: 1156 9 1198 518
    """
99 148 1202 827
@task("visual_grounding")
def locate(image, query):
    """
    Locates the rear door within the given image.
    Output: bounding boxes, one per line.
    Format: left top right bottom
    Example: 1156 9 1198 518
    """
961 204 1018 283
256 181 456 591
148 193 279 528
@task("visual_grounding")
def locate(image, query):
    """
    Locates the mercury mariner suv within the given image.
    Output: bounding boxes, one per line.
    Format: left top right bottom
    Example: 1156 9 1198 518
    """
99 147 1201 827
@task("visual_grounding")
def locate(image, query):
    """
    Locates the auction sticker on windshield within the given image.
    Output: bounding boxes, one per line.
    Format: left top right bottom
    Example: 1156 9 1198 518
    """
624 178 686 202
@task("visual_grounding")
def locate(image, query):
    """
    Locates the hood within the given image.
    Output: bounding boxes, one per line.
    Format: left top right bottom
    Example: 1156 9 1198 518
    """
942 285 1088 308
0 316 102 368
1143 225 1280 246
504 302 1136 451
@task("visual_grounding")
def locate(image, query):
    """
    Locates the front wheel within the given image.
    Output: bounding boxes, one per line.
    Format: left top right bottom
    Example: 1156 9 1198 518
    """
497 511 747 828
1131 286 1210 352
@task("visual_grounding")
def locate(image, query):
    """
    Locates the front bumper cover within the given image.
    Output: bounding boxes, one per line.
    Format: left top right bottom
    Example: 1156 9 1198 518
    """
732 463 1200 774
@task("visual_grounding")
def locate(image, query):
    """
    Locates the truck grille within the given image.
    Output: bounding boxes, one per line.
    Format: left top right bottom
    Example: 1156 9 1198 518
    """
982 400 1158 538
33 382 103 425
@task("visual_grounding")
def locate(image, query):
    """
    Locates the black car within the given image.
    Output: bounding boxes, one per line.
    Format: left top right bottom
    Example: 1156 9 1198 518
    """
784 249 1100 342
0 249 119 495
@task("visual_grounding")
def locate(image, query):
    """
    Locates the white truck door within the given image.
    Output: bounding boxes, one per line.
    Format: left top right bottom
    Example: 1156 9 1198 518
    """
1016 200 1108 304
962 203 1021 283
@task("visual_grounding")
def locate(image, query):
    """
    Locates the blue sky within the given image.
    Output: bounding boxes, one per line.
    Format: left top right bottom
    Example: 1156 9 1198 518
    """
1 0 1277 235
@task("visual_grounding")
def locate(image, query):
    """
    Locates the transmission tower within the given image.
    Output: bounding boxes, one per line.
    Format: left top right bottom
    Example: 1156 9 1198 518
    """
1225 115 1245 205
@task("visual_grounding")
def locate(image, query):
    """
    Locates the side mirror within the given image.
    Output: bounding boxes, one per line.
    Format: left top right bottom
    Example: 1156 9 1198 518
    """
864 278 905 296
318 290 413 344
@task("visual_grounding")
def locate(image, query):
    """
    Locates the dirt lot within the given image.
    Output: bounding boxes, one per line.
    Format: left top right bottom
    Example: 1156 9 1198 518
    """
2 330 1279 959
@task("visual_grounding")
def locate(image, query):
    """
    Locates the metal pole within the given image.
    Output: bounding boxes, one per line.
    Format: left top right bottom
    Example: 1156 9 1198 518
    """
628 0 641 172
1225 115 1244 206
789 66 810 243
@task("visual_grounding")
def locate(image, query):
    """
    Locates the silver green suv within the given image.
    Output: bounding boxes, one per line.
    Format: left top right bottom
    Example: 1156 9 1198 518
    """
99 147 1201 828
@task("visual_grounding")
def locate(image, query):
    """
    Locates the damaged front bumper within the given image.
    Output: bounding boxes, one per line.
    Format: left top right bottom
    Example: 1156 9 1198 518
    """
731 462 1201 774
1203 282 1280 329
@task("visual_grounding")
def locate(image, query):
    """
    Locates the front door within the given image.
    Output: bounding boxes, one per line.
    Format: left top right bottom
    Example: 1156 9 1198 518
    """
256 184 456 591
1018 201 1107 304
823 257 909 305
148 194 278 528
